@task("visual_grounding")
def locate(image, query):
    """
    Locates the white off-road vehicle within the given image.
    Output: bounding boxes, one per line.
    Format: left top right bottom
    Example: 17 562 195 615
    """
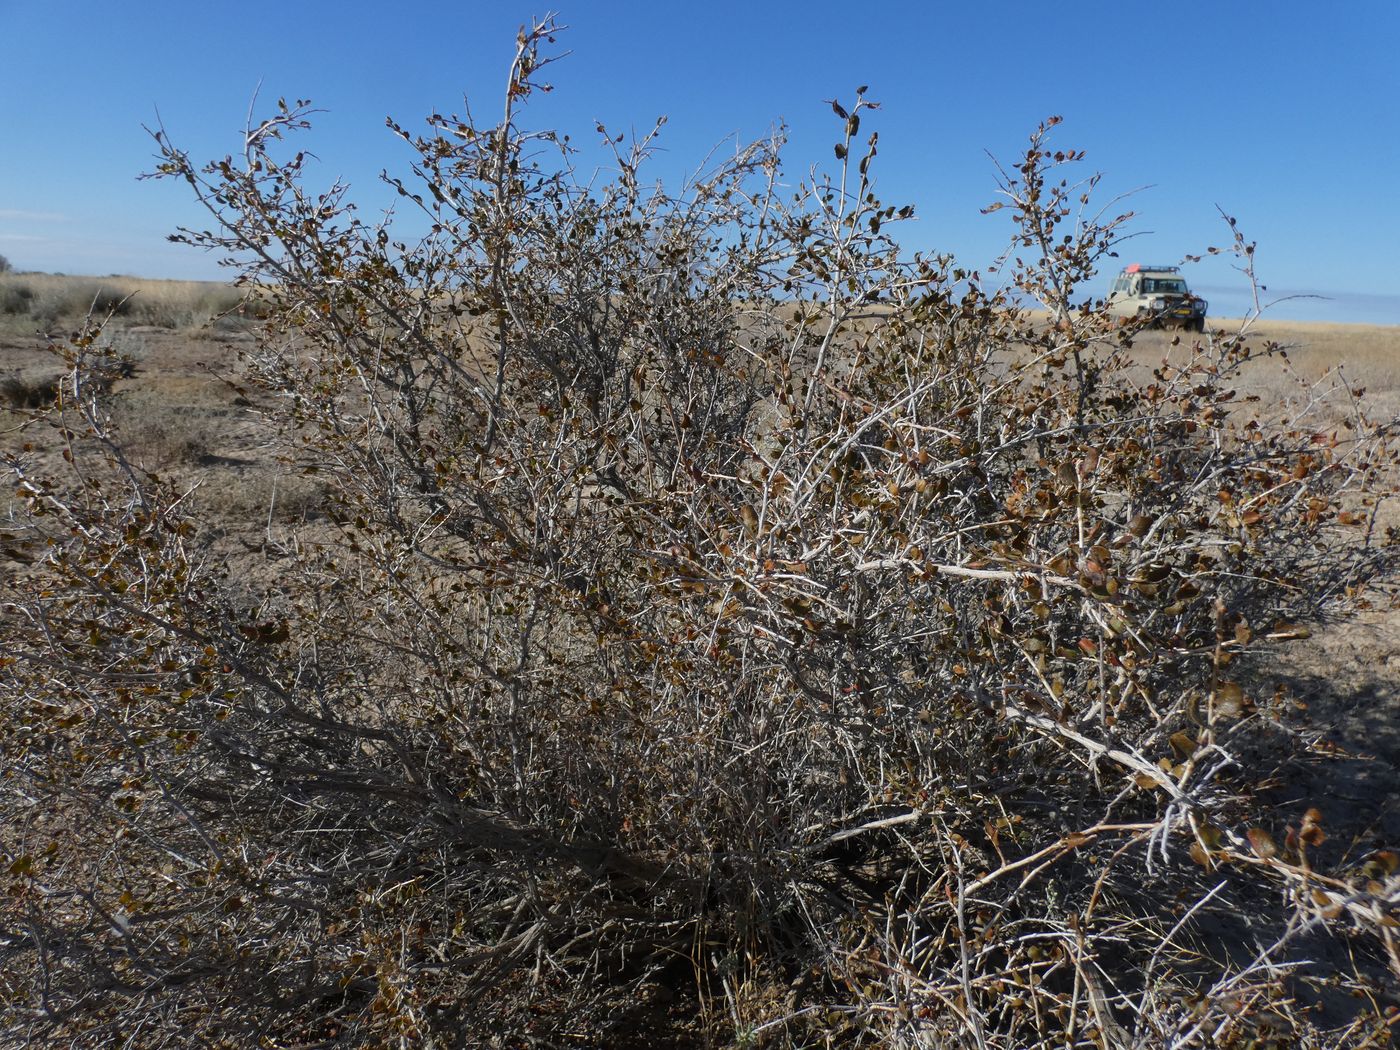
1106 263 1207 332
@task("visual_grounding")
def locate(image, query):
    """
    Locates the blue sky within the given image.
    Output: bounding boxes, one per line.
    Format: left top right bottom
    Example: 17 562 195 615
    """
1 1 1396 322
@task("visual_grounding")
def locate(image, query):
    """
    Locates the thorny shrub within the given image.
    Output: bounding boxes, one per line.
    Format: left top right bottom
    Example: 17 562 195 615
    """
4 21 1400 1049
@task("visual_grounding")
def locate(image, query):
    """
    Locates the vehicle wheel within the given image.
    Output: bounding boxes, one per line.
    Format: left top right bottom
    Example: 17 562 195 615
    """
1193 318 1205 333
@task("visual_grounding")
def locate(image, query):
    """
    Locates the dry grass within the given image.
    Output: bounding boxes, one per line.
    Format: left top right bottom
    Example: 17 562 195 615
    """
1180 317 1398 381
1115 319 1400 427
0 272 253 333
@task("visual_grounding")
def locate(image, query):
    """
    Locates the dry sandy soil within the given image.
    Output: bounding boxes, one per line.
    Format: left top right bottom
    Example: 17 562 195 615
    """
1105 319 1400 856
4 310 1400 854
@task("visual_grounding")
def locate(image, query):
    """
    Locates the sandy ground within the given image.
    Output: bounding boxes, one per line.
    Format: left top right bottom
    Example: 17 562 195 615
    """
1089 320 1400 853
1268 604 1400 847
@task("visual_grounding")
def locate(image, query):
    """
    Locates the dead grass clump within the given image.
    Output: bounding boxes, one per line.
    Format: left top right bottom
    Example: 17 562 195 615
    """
125 417 213 467
194 472 327 524
110 388 223 468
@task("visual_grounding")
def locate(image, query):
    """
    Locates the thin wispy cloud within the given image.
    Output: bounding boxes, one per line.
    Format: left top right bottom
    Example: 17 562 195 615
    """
0 209 71 223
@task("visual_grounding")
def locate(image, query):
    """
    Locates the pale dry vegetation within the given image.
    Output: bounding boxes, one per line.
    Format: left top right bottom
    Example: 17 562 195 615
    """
0 271 253 334
4 22 1400 1049
1117 322 1400 424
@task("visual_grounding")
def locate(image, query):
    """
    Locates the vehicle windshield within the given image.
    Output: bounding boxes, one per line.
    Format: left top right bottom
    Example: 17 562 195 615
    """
1142 278 1187 294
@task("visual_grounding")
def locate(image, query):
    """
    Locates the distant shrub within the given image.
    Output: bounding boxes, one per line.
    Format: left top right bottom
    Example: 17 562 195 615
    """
0 373 60 408
0 281 34 315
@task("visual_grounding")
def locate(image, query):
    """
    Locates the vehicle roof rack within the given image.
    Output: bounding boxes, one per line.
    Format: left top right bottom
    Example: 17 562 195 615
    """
1123 263 1180 274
